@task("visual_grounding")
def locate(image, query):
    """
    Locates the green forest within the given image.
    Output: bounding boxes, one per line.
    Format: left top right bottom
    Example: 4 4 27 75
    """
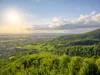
0 29 100 75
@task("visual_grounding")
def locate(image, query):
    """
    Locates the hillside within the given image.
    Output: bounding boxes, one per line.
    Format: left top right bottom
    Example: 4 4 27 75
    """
58 28 100 41
36 29 100 57
45 28 100 46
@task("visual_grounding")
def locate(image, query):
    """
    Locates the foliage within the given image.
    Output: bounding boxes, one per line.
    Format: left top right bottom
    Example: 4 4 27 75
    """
0 53 100 75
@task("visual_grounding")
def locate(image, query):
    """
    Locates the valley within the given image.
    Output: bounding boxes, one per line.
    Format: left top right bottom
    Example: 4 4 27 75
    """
0 29 100 75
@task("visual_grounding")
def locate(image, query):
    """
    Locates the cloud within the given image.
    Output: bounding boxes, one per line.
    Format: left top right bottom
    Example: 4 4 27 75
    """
91 11 96 15
92 13 100 22
57 11 100 30
26 11 100 33
71 11 96 24
49 17 64 28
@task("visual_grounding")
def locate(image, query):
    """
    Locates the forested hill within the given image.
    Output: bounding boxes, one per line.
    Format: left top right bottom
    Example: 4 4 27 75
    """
57 28 100 41
38 29 100 57
44 28 100 46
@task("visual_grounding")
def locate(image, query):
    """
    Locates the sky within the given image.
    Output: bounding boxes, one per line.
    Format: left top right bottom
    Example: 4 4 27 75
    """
0 0 100 34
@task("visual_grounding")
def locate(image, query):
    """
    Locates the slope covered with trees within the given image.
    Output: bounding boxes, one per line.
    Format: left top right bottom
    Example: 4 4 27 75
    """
1 53 100 75
38 29 100 57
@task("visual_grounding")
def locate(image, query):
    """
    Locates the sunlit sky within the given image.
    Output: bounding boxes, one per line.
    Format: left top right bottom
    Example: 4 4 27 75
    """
0 0 100 34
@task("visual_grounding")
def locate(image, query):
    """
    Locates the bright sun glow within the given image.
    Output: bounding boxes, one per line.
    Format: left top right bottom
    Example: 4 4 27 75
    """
6 11 20 23
0 10 32 34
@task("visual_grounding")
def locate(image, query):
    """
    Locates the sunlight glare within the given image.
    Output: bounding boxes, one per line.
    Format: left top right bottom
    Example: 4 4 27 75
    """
6 11 20 24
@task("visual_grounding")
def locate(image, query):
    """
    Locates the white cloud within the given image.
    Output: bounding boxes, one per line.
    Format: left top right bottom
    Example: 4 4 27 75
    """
26 11 100 33
91 11 96 15
49 17 64 28
52 17 60 23
71 11 96 24
92 13 100 22
47 11 100 30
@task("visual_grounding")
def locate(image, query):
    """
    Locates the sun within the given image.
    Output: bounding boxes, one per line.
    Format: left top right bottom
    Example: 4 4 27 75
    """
1 10 32 34
6 11 20 23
